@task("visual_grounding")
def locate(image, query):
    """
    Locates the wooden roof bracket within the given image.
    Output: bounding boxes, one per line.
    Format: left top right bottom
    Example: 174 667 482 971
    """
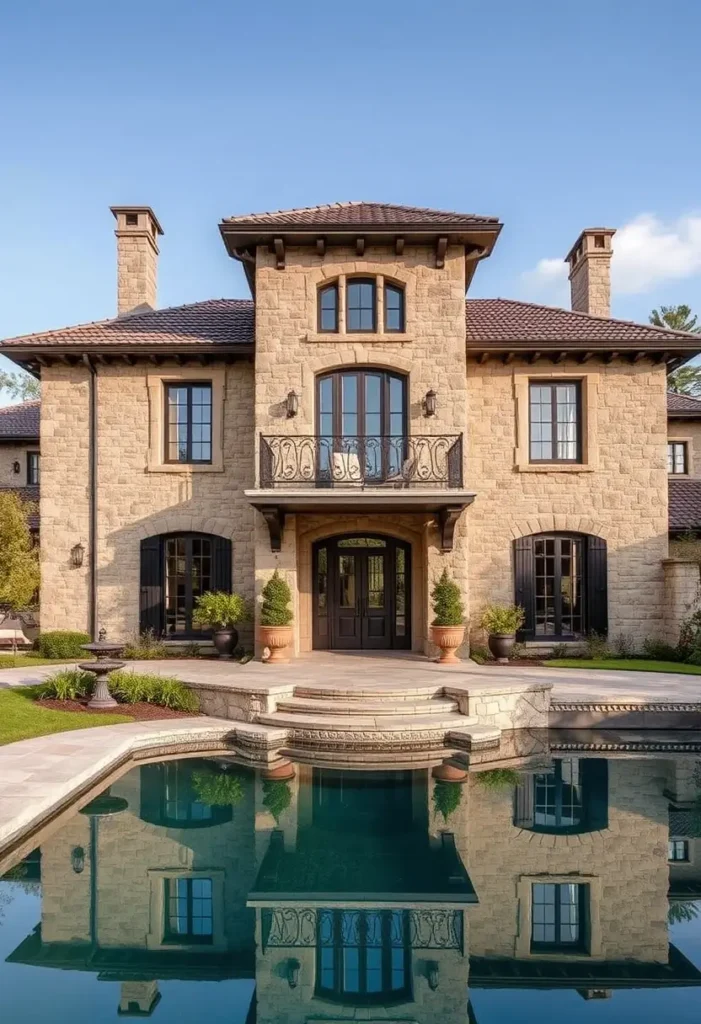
261 506 286 552
436 237 448 269
273 238 285 270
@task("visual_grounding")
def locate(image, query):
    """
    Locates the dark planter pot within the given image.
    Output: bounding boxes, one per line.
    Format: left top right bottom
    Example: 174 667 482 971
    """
488 633 516 664
212 627 238 659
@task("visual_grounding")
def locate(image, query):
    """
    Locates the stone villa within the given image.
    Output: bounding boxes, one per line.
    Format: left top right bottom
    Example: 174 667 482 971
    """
1 201 701 655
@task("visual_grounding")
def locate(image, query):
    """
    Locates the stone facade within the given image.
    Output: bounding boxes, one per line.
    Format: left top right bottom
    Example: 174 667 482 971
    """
668 418 701 477
0 442 38 486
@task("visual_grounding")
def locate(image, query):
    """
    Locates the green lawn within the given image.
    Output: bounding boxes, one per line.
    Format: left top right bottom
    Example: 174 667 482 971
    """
0 687 133 746
0 654 77 669
547 658 701 675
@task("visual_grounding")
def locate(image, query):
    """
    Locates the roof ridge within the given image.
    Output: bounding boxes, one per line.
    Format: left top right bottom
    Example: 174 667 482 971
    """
466 297 701 340
0 399 40 413
224 200 496 222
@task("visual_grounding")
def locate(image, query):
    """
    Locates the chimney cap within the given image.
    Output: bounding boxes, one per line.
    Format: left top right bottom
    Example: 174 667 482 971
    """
110 206 164 236
565 227 615 265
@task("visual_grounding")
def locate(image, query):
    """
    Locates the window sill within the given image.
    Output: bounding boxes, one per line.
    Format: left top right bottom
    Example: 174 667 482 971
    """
304 332 412 344
146 459 224 474
669 472 691 478
516 461 595 473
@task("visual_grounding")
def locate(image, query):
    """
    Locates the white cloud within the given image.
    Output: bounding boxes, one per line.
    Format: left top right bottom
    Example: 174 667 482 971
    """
523 212 701 300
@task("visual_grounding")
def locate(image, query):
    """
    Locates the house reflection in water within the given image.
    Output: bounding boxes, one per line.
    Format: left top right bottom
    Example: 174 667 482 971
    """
6 755 701 1021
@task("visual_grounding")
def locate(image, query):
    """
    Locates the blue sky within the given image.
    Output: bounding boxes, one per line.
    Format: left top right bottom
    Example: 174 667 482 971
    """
1 0 700 394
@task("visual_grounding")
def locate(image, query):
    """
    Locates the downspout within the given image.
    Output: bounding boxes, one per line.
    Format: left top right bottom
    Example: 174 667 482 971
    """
83 355 98 640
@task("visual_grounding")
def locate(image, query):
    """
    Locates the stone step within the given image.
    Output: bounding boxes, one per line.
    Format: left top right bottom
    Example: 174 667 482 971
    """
293 683 444 701
275 696 459 717
256 710 474 734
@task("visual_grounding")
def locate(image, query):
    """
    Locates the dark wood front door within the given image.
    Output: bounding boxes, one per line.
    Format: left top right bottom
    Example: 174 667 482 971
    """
313 536 410 651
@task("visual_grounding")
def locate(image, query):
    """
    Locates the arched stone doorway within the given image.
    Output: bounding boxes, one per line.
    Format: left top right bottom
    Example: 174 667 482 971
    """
312 534 411 651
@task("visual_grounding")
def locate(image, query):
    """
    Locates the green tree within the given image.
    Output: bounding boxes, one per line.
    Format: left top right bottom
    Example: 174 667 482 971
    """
0 492 40 612
667 364 701 397
0 370 40 402
650 304 700 333
430 569 464 626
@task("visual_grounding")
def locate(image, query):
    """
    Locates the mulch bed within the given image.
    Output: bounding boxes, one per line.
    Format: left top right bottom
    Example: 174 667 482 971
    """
35 697 201 720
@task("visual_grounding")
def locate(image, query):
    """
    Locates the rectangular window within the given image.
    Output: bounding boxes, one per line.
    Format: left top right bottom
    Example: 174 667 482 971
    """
318 284 339 332
165 383 212 464
669 839 689 862
346 279 376 332
164 877 213 944
668 441 688 475
26 452 40 485
384 284 405 332
529 381 581 463
531 882 589 953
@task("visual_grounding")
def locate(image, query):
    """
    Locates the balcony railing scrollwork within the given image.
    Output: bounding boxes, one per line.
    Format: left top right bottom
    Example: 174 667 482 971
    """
259 434 463 489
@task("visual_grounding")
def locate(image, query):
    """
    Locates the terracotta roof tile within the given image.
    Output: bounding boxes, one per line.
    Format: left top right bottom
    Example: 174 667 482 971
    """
667 392 701 416
0 400 40 438
669 479 701 532
0 299 254 349
465 298 701 346
222 201 499 228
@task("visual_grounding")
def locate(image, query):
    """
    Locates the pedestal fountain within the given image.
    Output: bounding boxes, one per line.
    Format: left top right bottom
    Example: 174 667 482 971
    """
79 629 126 710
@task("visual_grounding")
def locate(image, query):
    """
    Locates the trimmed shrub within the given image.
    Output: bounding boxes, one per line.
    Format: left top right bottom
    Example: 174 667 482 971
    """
123 629 168 660
431 569 464 627
192 765 245 807
36 668 93 701
109 671 199 712
480 604 525 635
36 631 91 659
475 768 521 791
642 637 682 662
262 779 292 823
260 570 293 627
433 780 463 822
584 631 611 660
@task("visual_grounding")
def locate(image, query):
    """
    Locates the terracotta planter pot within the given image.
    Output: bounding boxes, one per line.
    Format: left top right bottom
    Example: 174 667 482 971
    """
212 627 238 659
259 625 293 664
430 624 466 664
488 633 516 664
432 763 468 783
261 761 296 781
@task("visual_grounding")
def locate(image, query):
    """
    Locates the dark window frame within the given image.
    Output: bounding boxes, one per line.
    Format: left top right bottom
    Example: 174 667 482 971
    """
384 282 405 333
346 277 377 333
26 451 40 485
315 908 412 1005
533 533 585 640
530 882 589 954
163 876 214 945
164 533 213 638
529 379 582 464
318 282 339 333
668 441 688 475
164 382 213 465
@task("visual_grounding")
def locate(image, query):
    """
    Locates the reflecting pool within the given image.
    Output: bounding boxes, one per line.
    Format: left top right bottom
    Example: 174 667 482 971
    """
2 754 701 1022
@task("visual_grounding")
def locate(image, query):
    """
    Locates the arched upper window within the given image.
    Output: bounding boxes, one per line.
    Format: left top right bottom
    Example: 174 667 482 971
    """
319 283 339 333
316 277 406 334
347 278 376 332
513 758 608 835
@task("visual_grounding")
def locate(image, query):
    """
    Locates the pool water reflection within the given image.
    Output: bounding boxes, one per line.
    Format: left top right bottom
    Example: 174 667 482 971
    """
2 755 701 1022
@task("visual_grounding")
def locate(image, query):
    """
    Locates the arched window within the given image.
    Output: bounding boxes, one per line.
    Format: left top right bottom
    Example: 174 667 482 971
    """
139 761 234 828
316 909 411 1004
140 532 232 637
514 758 608 835
513 532 607 640
384 283 405 333
346 278 376 332
318 283 339 333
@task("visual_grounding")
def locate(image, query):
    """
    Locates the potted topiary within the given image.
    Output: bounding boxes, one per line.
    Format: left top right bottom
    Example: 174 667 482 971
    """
430 569 466 663
480 604 525 663
259 570 293 663
193 591 251 659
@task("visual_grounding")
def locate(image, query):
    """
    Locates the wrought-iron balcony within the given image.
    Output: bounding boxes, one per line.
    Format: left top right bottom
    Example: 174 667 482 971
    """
259 434 463 490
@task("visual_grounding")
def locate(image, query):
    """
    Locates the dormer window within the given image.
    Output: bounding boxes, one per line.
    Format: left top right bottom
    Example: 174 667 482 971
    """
384 283 405 332
319 283 339 333
347 278 376 332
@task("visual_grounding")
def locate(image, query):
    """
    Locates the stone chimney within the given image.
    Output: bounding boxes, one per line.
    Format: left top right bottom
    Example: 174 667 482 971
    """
110 206 163 316
118 980 160 1016
565 227 615 318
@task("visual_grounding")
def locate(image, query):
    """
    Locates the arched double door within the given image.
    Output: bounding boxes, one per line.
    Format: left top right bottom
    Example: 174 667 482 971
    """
313 535 411 651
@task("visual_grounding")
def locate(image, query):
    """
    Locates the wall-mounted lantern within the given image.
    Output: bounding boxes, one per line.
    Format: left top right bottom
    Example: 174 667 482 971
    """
71 542 85 568
12 460 20 474
427 961 440 990
286 390 299 418
71 846 85 874
423 389 437 417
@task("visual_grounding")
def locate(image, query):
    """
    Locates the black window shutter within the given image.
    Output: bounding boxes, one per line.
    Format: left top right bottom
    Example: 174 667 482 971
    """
212 537 233 593
514 536 535 640
140 536 163 634
586 536 608 636
582 758 609 831
139 764 164 826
